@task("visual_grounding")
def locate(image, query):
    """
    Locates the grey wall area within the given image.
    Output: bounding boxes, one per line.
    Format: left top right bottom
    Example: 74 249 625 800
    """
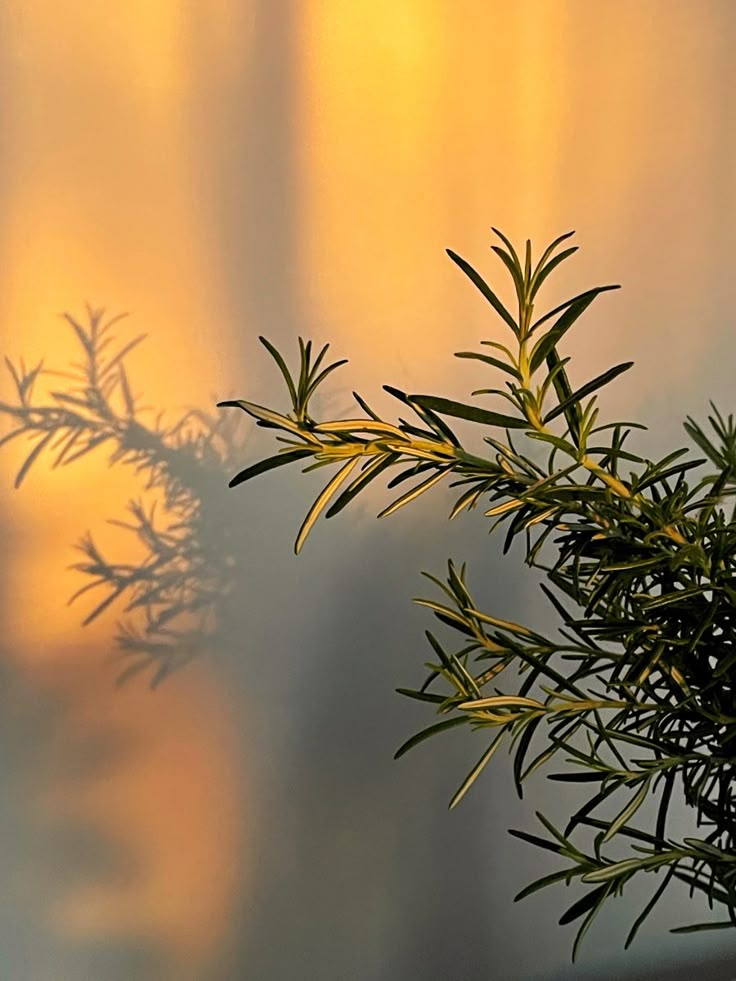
1 2 736 980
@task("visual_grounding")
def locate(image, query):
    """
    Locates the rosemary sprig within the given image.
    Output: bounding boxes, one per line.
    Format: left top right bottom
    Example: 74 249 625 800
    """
219 229 736 956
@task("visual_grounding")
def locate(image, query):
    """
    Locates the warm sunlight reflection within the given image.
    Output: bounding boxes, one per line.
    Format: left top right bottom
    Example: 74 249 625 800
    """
0 3 249 976
38 656 243 978
296 0 454 394
0 1 732 977
296 2 722 413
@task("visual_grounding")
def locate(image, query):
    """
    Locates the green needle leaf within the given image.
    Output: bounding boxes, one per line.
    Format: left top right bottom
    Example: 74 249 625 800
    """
529 284 621 337
529 246 579 300
530 286 621 374
294 456 362 554
570 884 613 962
409 395 529 430
228 448 314 487
625 865 678 949
393 716 468 759
325 453 397 518
449 730 506 809
446 249 519 336
258 335 298 407
543 362 635 425
454 351 522 379
491 245 524 300
378 467 450 518
670 922 736 934
559 884 610 926
217 398 311 437
514 868 575 903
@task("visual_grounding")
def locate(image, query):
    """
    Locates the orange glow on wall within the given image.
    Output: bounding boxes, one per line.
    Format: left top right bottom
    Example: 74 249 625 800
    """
294 2 728 420
0 3 249 974
295 0 454 388
38 657 244 977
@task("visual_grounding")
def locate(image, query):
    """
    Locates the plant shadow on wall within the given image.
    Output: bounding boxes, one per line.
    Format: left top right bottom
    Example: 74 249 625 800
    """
0 308 251 683
0 310 255 979
0 309 500 981
218 228 736 966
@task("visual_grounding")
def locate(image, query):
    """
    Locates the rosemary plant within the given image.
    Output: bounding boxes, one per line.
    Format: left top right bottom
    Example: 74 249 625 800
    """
218 230 736 958
0 306 249 684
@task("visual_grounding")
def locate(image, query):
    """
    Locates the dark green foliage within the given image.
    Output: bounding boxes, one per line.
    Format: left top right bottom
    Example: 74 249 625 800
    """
219 230 736 957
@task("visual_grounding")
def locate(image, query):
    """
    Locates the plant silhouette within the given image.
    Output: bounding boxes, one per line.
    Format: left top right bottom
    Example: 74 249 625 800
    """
0 308 252 980
0 306 249 685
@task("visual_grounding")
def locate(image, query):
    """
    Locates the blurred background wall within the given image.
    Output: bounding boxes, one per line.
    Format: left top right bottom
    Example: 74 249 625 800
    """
0 1 735 979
